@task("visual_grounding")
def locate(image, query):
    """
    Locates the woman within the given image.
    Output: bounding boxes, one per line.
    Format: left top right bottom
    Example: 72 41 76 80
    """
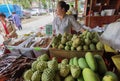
52 1 84 35
0 13 18 41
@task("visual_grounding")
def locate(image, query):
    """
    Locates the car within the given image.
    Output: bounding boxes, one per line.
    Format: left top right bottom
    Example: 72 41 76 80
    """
39 9 47 14
31 8 41 16
22 9 31 19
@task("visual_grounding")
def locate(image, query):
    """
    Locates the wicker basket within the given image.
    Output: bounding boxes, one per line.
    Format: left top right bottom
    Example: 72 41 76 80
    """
49 48 104 59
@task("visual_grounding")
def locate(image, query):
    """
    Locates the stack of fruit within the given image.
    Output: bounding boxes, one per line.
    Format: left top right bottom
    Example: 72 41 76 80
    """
51 31 104 51
23 53 118 81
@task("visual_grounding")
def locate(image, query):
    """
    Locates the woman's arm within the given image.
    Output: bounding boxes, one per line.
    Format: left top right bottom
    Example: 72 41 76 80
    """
7 22 16 37
69 15 84 33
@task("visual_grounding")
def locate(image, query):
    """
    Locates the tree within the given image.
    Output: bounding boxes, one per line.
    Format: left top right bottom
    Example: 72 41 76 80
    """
12 0 31 9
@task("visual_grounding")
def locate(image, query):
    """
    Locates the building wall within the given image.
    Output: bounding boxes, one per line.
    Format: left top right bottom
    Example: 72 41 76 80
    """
0 0 3 4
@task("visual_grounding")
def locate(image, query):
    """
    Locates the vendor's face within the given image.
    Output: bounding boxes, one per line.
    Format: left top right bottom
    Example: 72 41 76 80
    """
56 4 64 16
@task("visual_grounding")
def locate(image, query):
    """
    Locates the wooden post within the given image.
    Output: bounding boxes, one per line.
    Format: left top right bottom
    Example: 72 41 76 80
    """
75 0 78 10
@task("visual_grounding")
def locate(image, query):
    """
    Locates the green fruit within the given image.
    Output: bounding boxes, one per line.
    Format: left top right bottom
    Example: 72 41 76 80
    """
61 37 67 44
48 60 58 71
94 55 107 75
82 68 100 81
78 57 89 69
85 52 97 71
61 59 69 64
76 46 82 51
89 43 96 51
102 75 115 81
65 46 70 51
83 45 89 51
37 54 49 61
74 38 81 45
85 38 91 45
31 61 38 71
36 61 47 72
23 69 33 81
92 37 99 44
42 68 55 81
60 65 70 77
96 42 104 50
31 71 41 81
58 44 64 49
64 75 75 81
105 71 118 81
69 58 73 65
71 47 75 51
71 65 81 78
72 42 78 48
73 57 78 66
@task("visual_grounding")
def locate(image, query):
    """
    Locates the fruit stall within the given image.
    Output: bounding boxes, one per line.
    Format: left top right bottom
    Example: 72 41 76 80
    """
0 0 120 80
0 28 120 81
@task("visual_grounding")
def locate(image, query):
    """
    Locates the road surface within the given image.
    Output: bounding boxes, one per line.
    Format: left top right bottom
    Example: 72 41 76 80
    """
17 13 54 35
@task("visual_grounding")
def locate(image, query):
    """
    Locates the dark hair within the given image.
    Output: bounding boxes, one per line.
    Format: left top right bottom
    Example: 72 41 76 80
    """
12 12 16 14
0 13 6 18
58 1 69 12
71 5 74 7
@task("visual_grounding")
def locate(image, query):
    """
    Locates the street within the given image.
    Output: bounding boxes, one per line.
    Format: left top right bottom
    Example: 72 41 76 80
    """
17 13 54 35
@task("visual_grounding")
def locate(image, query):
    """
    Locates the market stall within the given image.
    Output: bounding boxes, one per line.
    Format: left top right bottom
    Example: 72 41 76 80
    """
0 0 120 81
0 29 120 81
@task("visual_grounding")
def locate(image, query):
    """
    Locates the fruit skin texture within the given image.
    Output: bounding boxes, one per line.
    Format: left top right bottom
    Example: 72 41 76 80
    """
61 59 69 64
85 52 97 71
64 75 75 81
23 69 33 81
105 71 118 81
31 71 42 81
69 58 73 65
102 75 115 81
36 61 47 72
82 68 100 81
96 42 104 50
60 65 70 77
73 57 78 66
70 65 81 78
78 57 89 70
37 54 49 61
94 55 107 75
47 59 58 71
41 68 55 81
31 61 38 71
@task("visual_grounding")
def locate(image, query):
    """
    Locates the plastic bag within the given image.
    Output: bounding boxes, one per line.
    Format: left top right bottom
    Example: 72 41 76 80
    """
100 22 120 50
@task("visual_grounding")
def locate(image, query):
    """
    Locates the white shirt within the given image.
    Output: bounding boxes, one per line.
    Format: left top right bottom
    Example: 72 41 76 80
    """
52 15 82 35
70 7 77 14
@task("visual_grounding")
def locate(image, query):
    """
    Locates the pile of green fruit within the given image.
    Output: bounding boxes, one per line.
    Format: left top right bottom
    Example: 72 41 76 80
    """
69 52 118 81
51 31 104 51
23 53 118 81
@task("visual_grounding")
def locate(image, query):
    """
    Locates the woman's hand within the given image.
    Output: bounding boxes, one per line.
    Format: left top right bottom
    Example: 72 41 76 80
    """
80 28 85 33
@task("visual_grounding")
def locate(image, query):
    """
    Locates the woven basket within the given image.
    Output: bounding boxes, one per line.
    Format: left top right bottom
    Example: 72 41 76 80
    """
49 48 104 59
